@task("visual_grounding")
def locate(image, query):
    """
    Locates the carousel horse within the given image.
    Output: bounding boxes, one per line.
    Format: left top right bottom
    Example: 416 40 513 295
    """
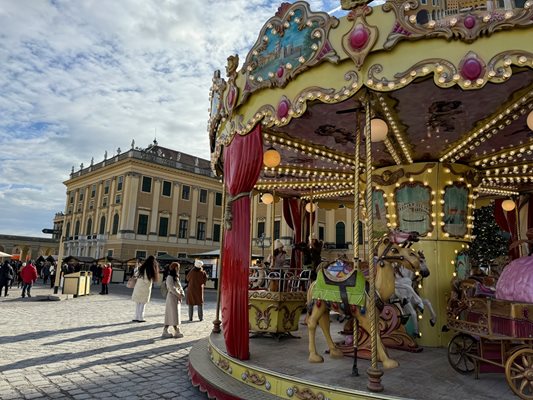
306 231 429 368
394 264 437 337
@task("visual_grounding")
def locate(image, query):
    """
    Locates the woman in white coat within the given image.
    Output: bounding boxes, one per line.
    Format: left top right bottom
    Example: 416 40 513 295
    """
131 255 160 322
162 262 185 338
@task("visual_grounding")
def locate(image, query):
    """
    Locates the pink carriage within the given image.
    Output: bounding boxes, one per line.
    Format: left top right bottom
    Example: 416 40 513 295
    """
446 256 533 399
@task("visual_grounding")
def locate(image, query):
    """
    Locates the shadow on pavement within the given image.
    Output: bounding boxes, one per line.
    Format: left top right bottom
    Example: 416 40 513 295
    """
47 338 199 376
0 321 137 344
42 322 161 346
0 334 198 373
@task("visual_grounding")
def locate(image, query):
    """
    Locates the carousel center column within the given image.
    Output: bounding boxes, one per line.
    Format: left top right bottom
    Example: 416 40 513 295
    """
372 162 479 347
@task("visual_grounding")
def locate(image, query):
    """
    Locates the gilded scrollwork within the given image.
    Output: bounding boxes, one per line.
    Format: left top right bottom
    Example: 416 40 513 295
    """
372 168 405 186
248 303 276 330
287 386 326 400
382 0 533 50
242 369 267 386
279 304 306 331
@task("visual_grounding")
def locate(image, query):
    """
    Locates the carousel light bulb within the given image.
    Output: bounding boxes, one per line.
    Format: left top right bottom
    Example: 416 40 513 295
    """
502 199 516 211
370 118 389 142
263 147 281 168
305 202 317 213
527 110 533 131
261 193 274 205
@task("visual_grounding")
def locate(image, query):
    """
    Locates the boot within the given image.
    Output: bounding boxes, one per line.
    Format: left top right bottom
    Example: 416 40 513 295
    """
161 326 173 339
173 327 183 338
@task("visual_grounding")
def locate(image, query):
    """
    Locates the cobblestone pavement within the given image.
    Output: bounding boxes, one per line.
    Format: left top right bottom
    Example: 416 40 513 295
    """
0 282 215 400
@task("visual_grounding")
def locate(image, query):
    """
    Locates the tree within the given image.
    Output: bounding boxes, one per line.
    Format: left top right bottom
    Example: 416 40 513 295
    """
467 203 509 267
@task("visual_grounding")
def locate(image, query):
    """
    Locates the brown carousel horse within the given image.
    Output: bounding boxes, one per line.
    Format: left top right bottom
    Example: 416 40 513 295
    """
306 231 429 369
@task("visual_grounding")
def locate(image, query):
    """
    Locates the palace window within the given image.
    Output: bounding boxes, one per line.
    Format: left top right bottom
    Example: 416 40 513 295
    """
213 223 221 242
197 222 206 240
117 176 123 192
178 219 188 239
182 185 190 200
199 189 207 203
137 214 149 235
112 214 119 235
159 216 169 237
104 180 110 195
141 176 152 193
162 180 172 197
91 184 96 198
215 192 222 206
99 215 106 235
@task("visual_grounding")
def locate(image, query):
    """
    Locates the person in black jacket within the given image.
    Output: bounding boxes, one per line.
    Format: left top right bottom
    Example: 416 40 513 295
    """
0 261 15 297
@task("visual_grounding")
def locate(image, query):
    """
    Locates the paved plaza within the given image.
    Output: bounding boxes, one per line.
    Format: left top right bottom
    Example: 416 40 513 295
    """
0 282 215 400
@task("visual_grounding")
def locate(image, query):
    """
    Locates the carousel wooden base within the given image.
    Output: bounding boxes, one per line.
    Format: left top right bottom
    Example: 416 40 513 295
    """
188 315 515 400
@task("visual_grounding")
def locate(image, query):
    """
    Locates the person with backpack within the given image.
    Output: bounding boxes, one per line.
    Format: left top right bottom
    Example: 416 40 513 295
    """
162 262 185 338
0 260 15 297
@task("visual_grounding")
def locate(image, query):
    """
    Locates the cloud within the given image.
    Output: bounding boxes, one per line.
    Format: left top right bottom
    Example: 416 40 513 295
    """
0 0 341 236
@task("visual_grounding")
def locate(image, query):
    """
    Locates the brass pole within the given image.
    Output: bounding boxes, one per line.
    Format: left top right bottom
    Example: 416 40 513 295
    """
212 177 226 334
365 95 384 392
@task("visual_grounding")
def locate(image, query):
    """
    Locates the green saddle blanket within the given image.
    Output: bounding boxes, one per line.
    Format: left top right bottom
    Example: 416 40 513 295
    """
312 260 366 306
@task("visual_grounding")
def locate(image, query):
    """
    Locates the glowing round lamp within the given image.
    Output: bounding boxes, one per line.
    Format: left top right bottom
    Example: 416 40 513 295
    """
527 110 533 131
305 202 317 213
370 118 388 142
261 193 274 205
263 147 281 168
502 199 516 212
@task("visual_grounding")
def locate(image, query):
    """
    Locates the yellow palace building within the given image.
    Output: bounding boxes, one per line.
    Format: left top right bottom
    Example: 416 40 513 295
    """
55 140 363 262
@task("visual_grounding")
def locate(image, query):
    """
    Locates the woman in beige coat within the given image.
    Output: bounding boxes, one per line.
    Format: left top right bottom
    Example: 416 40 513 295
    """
131 255 159 322
162 262 185 338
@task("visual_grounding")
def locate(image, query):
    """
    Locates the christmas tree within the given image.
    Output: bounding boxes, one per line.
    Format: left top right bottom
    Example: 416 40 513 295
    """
468 203 509 267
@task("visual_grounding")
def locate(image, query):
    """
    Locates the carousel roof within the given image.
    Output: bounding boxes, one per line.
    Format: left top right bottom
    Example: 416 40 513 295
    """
209 0 533 203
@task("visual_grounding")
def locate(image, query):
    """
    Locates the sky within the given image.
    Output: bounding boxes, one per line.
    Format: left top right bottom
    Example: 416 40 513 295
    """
0 0 357 237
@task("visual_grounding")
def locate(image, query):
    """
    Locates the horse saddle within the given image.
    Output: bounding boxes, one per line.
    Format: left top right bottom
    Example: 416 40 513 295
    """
321 260 357 286
313 260 365 312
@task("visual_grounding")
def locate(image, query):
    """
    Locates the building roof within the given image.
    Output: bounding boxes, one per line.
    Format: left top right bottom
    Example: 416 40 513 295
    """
68 141 216 181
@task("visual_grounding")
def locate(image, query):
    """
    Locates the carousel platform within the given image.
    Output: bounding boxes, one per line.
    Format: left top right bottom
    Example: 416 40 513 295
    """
189 315 515 400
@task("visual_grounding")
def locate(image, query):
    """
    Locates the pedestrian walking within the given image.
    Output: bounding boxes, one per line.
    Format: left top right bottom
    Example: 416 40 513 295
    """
162 262 185 338
186 259 207 322
131 255 160 322
100 263 112 295
0 261 15 297
49 263 56 289
20 262 38 298
42 262 51 285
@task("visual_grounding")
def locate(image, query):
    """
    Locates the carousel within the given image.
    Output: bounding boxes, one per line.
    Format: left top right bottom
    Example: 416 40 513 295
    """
189 0 533 398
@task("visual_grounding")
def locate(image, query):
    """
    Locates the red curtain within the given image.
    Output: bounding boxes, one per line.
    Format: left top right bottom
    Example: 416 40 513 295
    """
283 198 306 273
221 125 263 360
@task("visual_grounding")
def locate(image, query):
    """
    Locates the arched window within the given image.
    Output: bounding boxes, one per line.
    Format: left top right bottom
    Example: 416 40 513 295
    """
335 222 345 249
86 218 92 236
99 215 106 235
65 222 71 238
74 220 80 236
112 214 119 235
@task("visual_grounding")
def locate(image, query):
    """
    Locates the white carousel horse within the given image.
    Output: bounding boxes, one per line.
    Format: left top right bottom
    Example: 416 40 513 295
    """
307 231 429 369
394 264 437 337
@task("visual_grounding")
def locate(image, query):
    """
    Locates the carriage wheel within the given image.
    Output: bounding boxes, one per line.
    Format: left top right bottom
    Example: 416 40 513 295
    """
447 333 477 374
505 348 533 400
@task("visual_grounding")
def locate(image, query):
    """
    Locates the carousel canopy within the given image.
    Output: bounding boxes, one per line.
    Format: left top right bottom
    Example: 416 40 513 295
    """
208 0 533 203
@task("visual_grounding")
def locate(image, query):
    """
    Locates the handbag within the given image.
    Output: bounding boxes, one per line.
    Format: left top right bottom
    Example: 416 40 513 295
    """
126 276 137 289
